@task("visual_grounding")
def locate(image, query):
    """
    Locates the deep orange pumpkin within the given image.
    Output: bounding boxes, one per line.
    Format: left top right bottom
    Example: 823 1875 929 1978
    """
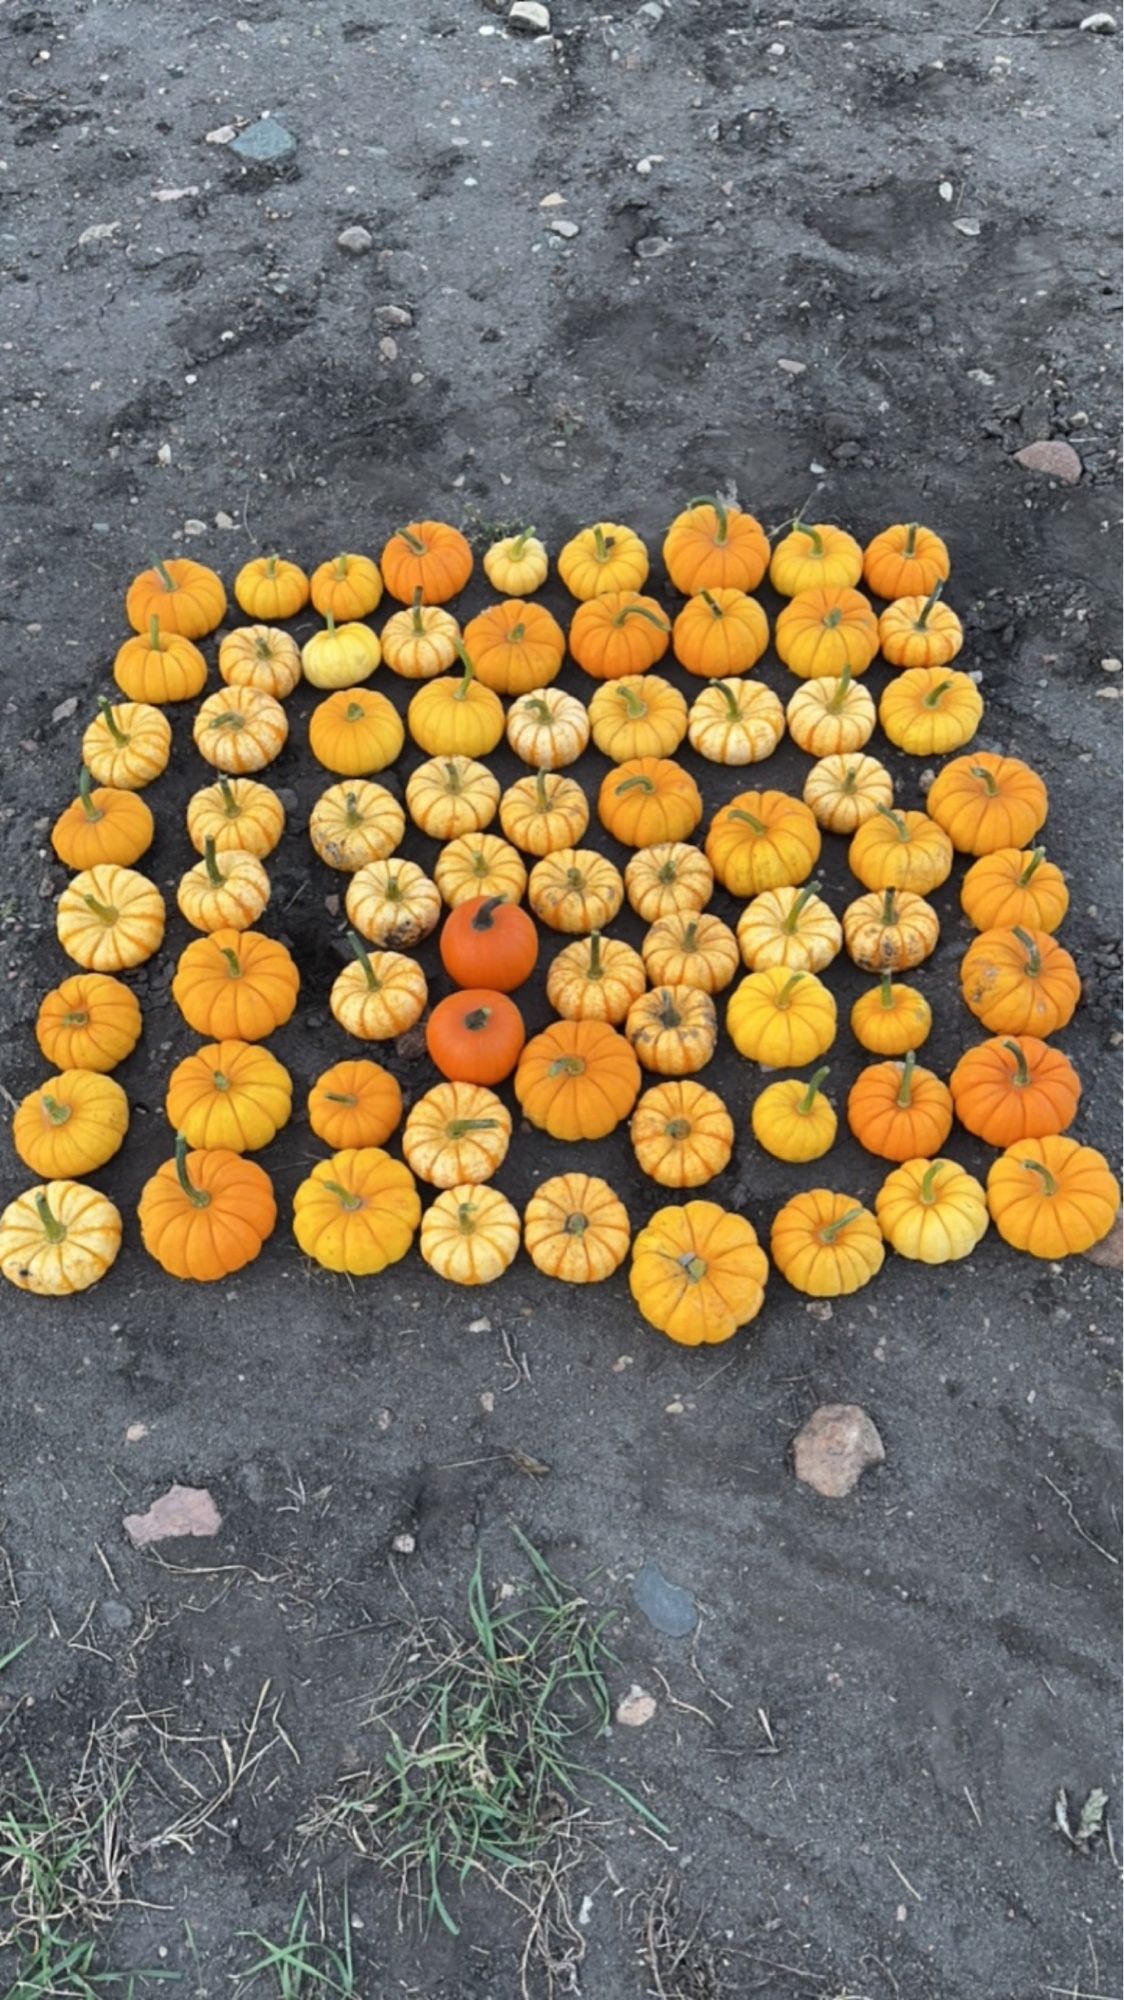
426 988 526 1084
438 896 539 992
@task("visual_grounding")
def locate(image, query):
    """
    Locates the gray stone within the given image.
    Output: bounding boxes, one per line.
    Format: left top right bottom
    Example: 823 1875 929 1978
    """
793 1405 884 1499
635 236 673 259
100 1599 134 1632
375 304 413 328
1079 9 1116 27
337 225 373 256
547 218 580 239
229 119 297 164
631 1561 697 1637
508 0 551 28
1013 439 1083 485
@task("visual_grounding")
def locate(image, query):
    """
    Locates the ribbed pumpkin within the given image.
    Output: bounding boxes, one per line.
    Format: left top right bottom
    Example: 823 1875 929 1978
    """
499 771 590 856
662 497 769 595
234 554 309 621
752 1067 836 1164
440 895 538 991
523 1173 631 1284
878 586 963 669
786 666 876 757
125 557 226 638
114 615 207 704
82 699 171 791
726 968 836 1068
402 1080 512 1187
770 522 863 596
292 1149 421 1273
13 1070 129 1178
381 593 461 679
426 989 526 1085
850 974 932 1056
0 1181 122 1296
345 859 441 949
568 592 670 679
435 833 527 910
847 1052 953 1163
193 688 288 774
309 688 405 776
843 887 939 972
483 527 548 597
775 587 879 680
875 1159 988 1264
51 770 154 870
736 883 842 974
960 927 1079 1038
177 841 270 934
705 790 821 896
686 679 785 765
309 552 384 621
770 1190 884 1297
506 688 590 770
986 1136 1120 1259
624 843 713 922
329 933 428 1041
218 625 302 699
36 973 142 1074
308 780 404 872
558 521 649 600
599 758 702 849
461 601 565 695
803 755 893 836
515 1019 641 1139
629 1079 734 1188
545 931 647 1023
139 1136 275 1280
57 865 166 971
863 523 950 601
671 589 769 677
625 985 718 1076
188 776 285 860
308 1059 403 1152
379 521 472 605
927 753 1048 857
165 1040 292 1153
420 1186 521 1285
528 848 624 934
641 912 739 993
879 668 983 756
960 847 1068 935
630 1201 769 1345
172 930 299 1041
848 807 953 895
950 1036 1081 1146
301 616 382 691
406 756 500 840
589 675 688 762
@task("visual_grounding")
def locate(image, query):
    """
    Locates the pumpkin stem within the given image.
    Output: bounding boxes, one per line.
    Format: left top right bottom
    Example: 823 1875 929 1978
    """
878 971 895 1009
921 677 955 709
463 1005 494 1031
397 527 426 556
687 494 728 543
442 761 464 793
903 523 918 558
343 789 363 826
323 611 338 635
665 1117 691 1140
717 680 742 719
40 1092 73 1127
334 552 350 577
470 895 507 932
534 771 551 809
826 664 854 712
819 1205 865 1244
776 972 805 1008
548 1053 586 1077
220 946 243 977
153 558 175 592
680 919 700 952
1018 847 1045 884
96 697 128 746
82 894 119 924
728 807 766 834
264 554 279 579
876 805 910 841
1020 1158 1058 1197
793 520 823 556
782 881 820 933
322 1178 364 1211
77 767 102 822
219 778 241 817
895 1050 917 1107
615 774 655 797
798 1065 830 1115
34 1191 67 1243
969 763 999 796
509 621 526 643
410 589 427 634
323 1090 359 1106
613 603 669 634
701 590 725 619
173 1131 211 1208
253 631 275 660
879 888 899 926
587 931 603 978
456 1201 479 1234
822 607 843 630
509 526 536 558
593 524 611 561
452 644 476 699
345 701 366 721
348 930 379 990
447 1117 500 1137
1003 1039 1031 1087
681 1252 709 1282
563 1212 589 1236
203 836 224 887
919 1160 944 1204
1013 926 1042 976
146 614 164 651
839 764 861 796
620 684 648 719
915 581 943 629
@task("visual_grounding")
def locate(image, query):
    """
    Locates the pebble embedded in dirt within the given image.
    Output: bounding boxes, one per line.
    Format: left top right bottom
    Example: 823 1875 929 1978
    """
1084 1219 1123 1269
100 1599 134 1631
1079 9 1117 27
375 305 413 328
616 1684 657 1727
631 1561 697 1637
337 226 374 256
123 1483 222 1547
509 0 551 29
547 218 580 239
635 236 673 259
1013 439 1083 485
793 1405 885 1499
229 118 296 164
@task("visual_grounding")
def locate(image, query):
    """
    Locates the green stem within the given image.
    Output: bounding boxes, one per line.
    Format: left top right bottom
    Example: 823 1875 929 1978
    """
798 1066 830 1115
895 1050 916 1108
826 664 854 711
1003 1040 1031 1087
903 523 918 558
349 930 378 989
34 1192 67 1242
534 771 552 808
334 553 350 577
876 805 910 841
970 763 999 796
1020 1158 1057 1196
97 698 128 746
613 604 668 633
794 520 823 556
878 970 895 1009
915 581 943 629
397 527 426 555
219 778 241 817
922 679 955 709
323 1179 364 1211
620 685 648 718
82 894 119 924
447 1118 500 1136
681 1253 708 1282
879 888 899 926
701 590 725 619
615 774 655 796
1013 927 1041 976
775 972 805 1008
220 946 242 977
510 527 536 557
410 590 427 633
919 1161 943 1203
77 768 101 822
729 808 766 834
717 681 742 719
564 1212 589 1235
153 558 175 591
41 1093 72 1126
593 525 610 561
203 837 224 887
1018 848 1045 884
688 494 728 543
782 883 820 933
174 1132 210 1208
587 931 603 978
452 643 476 699
147 614 163 650
819 1206 864 1243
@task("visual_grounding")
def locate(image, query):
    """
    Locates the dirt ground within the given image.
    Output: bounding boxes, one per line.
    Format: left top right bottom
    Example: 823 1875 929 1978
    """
0 0 1121 1995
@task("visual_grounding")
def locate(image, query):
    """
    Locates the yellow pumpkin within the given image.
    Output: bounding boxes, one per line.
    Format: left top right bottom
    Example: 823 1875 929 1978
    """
770 522 863 596
0 1180 122 1296
177 840 270 934
434 833 527 910
309 688 404 777
843 887 940 972
546 930 647 1023
329 933 428 1041
12 1069 129 1178
57 865 166 971
624 843 713 922
686 680 786 766
726 968 837 1067
630 1200 769 1345
848 808 954 895
588 675 688 762
406 756 500 840
879 667 983 756
774 587 879 679
879 586 963 669
345 858 442 948
960 847 1069 935
558 520 649 600
193 688 288 773
301 616 382 691
187 777 285 859
82 699 171 791
165 1040 292 1152
863 522 950 600
218 625 302 699
51 770 154 871
641 912 739 993
407 651 505 758
499 771 590 856
402 1081 512 1187
113 616 208 705
234 554 309 621
786 666 875 757
736 883 842 974
35 973 142 1074
381 593 461 679
523 1173 631 1284
420 1185 522 1285
625 985 718 1076
506 688 590 770
308 781 405 871
292 1148 420 1275
876 1158 988 1264
770 1190 884 1296
309 552 384 621
629 1079 734 1188
850 974 932 1056
483 527 549 597
671 588 769 677
528 848 624 934
802 755 893 836
705 790 821 895
751 1067 836 1163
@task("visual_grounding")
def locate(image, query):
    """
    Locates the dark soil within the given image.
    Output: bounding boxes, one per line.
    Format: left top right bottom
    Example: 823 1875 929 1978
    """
0 2 1120 1996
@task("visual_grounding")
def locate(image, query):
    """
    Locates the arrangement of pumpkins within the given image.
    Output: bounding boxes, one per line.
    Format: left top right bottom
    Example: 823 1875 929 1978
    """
4 512 1117 1351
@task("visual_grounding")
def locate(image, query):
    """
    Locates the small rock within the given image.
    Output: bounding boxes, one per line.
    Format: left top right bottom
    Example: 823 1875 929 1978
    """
229 118 297 164
631 1561 697 1638
205 124 238 145
183 518 208 537
378 336 399 361
51 696 79 724
468 1316 492 1333
324 893 340 917
777 358 806 377
151 185 199 203
395 1025 427 1062
1101 657 1123 673
804 1299 833 1322
156 443 172 466
375 304 413 327
125 1422 149 1443
616 1684 657 1727
967 367 996 385
77 221 120 246
635 235 673 259
938 180 954 202
508 0 551 28
539 192 566 207
215 511 236 530
100 1600 134 1632
547 217 580 239
123 1483 222 1547
337 225 373 256
1013 439 1083 485
1079 9 1116 27
767 38 786 53
1084 1219 1123 1269
392 1532 416 1555
952 216 981 237
793 1405 884 1499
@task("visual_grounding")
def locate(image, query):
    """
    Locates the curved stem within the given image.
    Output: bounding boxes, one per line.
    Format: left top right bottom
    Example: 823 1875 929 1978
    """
82 894 119 924
688 494 728 542
452 643 476 699
970 764 999 796
41 1093 72 1126
1013 926 1041 976
323 1179 364 1211
798 1065 830 1114
776 972 805 1007
548 1053 586 1077
509 526 536 558
97 698 128 746
615 774 655 797
323 1090 359 1106
915 581 943 629
717 681 742 719
782 882 820 933
533 770 553 810
1003 1039 1031 1087
348 930 378 989
728 808 766 834
397 527 426 556
819 1205 864 1243
219 778 241 817
593 524 610 561
921 678 955 709
826 664 854 712
701 590 725 619
613 604 668 633
153 558 175 591
895 1050 916 1107
1020 1158 1058 1196
323 612 338 635
679 919 700 953
441 761 464 793
203 837 224 887
1018 848 1045 884
919 1160 943 1203
470 895 507 931
876 805 910 841
794 520 823 556
35 1191 67 1242
620 684 648 719
77 767 101 822
174 1131 210 1208
220 946 242 977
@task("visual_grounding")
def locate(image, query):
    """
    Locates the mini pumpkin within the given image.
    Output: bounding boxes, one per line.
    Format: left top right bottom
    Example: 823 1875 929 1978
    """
770 522 863 597
309 688 405 775
0 1181 122 1296
402 1080 512 1187
82 699 171 791
524 1173 631 1284
218 625 302 699
407 756 500 840
292 1148 421 1273
461 600 565 695
329 933 428 1042
426 988 526 1085
770 1190 884 1297
752 1067 836 1163
308 780 404 871
346 858 442 949
420 1185 521 1285
926 753 1048 857
500 771 589 856
506 687 590 769
599 758 703 849
139 1135 275 1280
483 527 549 597
848 807 954 894
301 615 382 691
843 887 940 972
309 552 384 621
114 615 208 704
125 557 226 638
672 589 769 678
529 848 625 934
57 864 166 971
515 1018 641 1140
193 687 289 773
408 649 505 759
51 769 154 870
381 593 461 679
960 847 1069 935
172 929 299 1041
234 554 310 622
642 912 739 993
630 1201 769 1345
775 586 879 680
850 973 932 1056
847 1051 953 1162
624 843 713 922
786 665 876 757
435 833 527 910
879 667 983 757
863 522 950 600
959 926 1079 1038
687 679 785 765
878 585 963 669
546 930 647 1023
630 1079 734 1188
589 675 688 762
558 521 649 600
986 1135 1120 1259
165 1040 292 1153
440 895 538 991
726 968 837 1069
13 1070 129 1179
626 985 718 1076
380 521 473 604
736 883 842 974
875 1158 988 1264
177 840 270 934
568 592 671 679
36 972 142 1074
188 776 285 859
663 496 769 595
950 1036 1081 1147
705 790 821 896
308 1059 403 1152
803 754 893 835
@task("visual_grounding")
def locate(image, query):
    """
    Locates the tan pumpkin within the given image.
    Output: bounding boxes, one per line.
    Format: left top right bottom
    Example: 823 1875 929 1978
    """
802 755 893 835
193 688 288 773
308 781 406 872
381 593 461 679
588 675 688 762
528 848 625 934
523 1173 631 1284
402 1081 512 1187
624 843 714 922
405 756 500 840
57 865 166 971
177 841 270 934
82 699 172 791
218 625 303 699
546 930 647 1023
434 834 528 910
686 679 786 765
843 887 940 972
499 771 590 856
736 883 842 974
505 687 590 770
345 858 442 948
641 912 739 994
186 777 285 859
420 1184 522 1285
629 1079 735 1188
786 666 876 757
625 985 718 1075
329 933 428 1040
